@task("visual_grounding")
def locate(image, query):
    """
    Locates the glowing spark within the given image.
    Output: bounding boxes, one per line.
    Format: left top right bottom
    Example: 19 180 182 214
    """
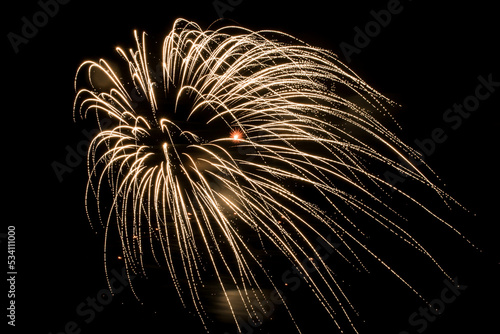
230 128 243 143
73 18 475 333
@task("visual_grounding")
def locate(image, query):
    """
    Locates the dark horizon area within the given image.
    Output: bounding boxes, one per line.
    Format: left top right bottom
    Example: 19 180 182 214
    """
4 1 499 333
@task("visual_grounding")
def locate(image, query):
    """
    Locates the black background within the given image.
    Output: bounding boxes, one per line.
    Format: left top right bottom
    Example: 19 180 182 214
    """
4 0 499 333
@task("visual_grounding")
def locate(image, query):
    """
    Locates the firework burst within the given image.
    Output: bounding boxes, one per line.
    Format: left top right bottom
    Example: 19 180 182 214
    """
73 18 474 333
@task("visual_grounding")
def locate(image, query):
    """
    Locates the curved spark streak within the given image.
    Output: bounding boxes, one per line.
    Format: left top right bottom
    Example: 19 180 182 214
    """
74 18 474 333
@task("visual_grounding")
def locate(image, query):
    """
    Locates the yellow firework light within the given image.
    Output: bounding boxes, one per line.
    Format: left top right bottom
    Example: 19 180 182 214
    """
73 18 475 333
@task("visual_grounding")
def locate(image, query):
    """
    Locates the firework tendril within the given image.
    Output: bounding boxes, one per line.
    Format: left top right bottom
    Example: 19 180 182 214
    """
73 18 473 333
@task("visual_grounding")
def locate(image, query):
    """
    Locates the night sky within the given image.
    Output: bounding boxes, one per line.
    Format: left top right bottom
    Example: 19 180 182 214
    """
4 1 499 333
